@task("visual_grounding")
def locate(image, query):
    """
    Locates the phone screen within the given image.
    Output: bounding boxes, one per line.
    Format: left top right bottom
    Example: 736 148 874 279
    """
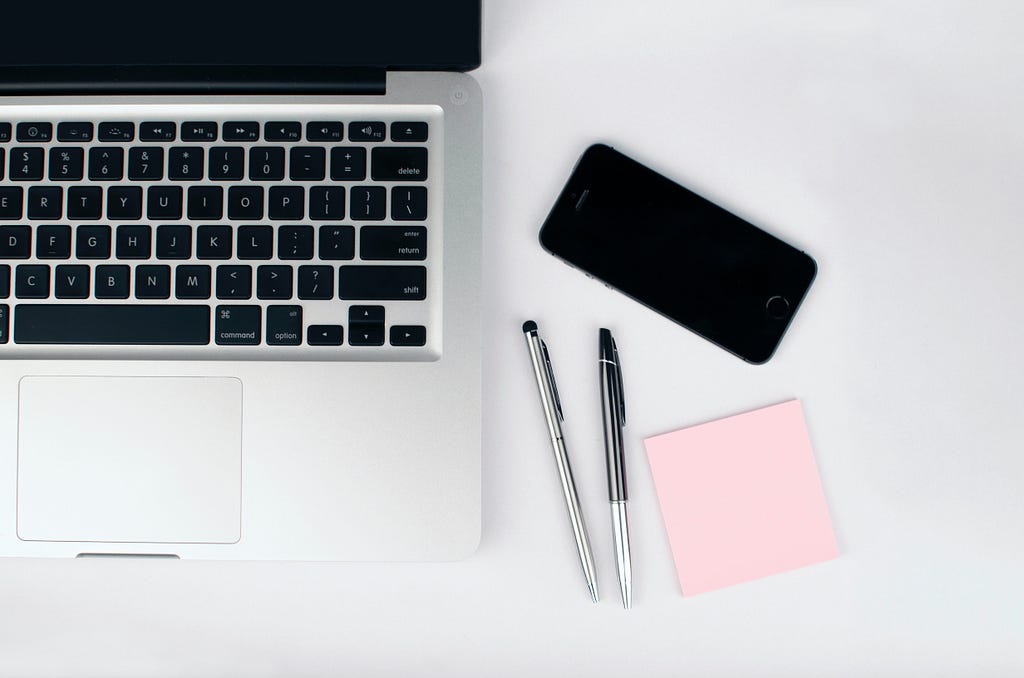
539 144 816 363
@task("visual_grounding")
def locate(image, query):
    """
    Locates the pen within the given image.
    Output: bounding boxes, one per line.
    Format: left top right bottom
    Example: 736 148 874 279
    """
599 328 631 608
522 320 600 603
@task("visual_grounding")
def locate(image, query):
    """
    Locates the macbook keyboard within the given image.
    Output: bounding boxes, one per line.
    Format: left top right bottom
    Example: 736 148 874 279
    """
0 104 442 360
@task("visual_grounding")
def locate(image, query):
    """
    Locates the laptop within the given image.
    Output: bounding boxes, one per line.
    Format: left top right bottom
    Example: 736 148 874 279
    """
0 2 482 560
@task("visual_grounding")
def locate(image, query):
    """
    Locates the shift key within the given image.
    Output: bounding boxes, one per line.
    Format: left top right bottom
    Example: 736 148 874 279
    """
339 266 426 300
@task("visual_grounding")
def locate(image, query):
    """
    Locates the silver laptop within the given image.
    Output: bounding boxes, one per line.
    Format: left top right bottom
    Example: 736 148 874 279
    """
0 3 482 559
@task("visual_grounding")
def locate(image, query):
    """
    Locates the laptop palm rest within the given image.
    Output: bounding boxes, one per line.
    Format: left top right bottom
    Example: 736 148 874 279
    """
16 376 242 545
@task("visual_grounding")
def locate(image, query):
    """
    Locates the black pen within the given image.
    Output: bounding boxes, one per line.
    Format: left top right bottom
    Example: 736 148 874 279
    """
599 328 631 608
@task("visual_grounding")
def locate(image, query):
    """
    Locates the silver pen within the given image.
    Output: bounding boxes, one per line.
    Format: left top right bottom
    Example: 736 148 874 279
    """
599 328 631 608
522 320 599 603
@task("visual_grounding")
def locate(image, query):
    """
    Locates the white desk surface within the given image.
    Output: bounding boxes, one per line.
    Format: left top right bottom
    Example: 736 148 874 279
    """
3 2 1023 676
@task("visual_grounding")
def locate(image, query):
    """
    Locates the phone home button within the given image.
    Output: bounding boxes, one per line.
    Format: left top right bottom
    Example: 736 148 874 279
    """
765 295 790 320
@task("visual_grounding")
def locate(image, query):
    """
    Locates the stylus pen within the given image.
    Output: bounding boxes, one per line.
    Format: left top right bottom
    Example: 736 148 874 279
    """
599 328 632 609
522 320 599 604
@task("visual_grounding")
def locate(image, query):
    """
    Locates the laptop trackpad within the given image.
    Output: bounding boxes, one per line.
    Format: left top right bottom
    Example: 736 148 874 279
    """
16 376 242 544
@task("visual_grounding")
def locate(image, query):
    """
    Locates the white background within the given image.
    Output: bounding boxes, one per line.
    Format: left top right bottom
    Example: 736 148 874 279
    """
3 1 1024 675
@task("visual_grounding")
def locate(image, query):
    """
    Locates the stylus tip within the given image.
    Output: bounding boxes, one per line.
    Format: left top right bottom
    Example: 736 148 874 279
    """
522 320 538 334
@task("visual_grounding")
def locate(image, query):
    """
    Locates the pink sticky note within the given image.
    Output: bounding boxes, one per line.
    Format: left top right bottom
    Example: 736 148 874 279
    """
644 400 838 596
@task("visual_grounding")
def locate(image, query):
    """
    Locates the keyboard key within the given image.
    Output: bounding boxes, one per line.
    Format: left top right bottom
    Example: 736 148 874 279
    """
350 186 385 220
107 186 143 220
265 122 301 141
330 147 366 180
57 122 94 142
182 122 217 141
139 122 176 142
175 265 212 299
249 147 285 180
349 305 384 323
0 123 10 142
68 186 103 220
128 147 164 180
0 304 6 344
390 122 428 142
237 226 273 259
36 225 71 259
10 147 44 180
197 225 232 259
360 225 426 260
216 265 252 299
338 265 426 300
215 305 261 345
168 147 204 180
0 187 22 219
256 265 292 299
15 264 50 298
267 305 302 346
307 325 343 346
307 122 343 141
0 148 4 179
297 265 333 299
77 225 112 259
16 123 52 142
390 325 427 346
289 147 326 180
391 187 427 221
116 225 152 259
268 186 304 220
14 304 209 344
27 186 63 220
278 225 313 260
49 147 85 181
309 186 345 220
0 265 8 298
95 265 130 298
98 122 135 142
156 225 192 259
371 147 428 181
135 264 171 299
349 121 385 142
349 306 385 346
0 226 31 258
318 225 355 260
147 186 183 219
209 147 245 180
54 264 90 299
227 186 264 220
187 186 224 219
223 122 259 141
88 147 123 180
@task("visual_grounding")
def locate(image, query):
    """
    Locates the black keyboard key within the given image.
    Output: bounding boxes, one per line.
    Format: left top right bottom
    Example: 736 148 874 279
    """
0 123 11 142
0 304 6 343
57 122 94 142
95 265 130 298
349 305 384 323
349 306 385 346
249 147 285 180
68 186 103 220
227 186 264 220
0 187 22 219
349 121 385 142
135 265 170 299
215 305 261 345
360 225 426 260
36 225 71 259
310 186 345 221
54 264 90 299
223 122 259 141
77 225 112 259
168 147 204 181
390 325 427 346
15 304 209 344
49 147 85 181
267 305 302 346
350 186 385 221
182 122 217 141
107 186 143 220
10 147 44 180
278 225 314 260
156 225 192 259
16 123 52 142
98 122 135 142
196 225 232 259
307 325 343 346
256 265 292 299
128 147 164 181
297 265 333 299
338 265 426 300
237 226 273 259
318 225 355 260
289 147 326 180
390 122 428 142
187 186 224 219
391 186 427 221
265 122 301 141
139 122 176 142
0 148 4 180
0 226 31 258
147 186 183 220
371 147 428 181
175 265 212 299
268 186 304 220
27 186 63 220
216 265 252 299
209 147 244 180
330 147 366 181
0 265 8 298
15 264 50 298
307 122 343 141
88 147 124 180
116 225 152 259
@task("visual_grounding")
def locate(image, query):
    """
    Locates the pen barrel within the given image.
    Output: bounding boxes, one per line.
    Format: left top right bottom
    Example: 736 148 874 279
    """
600 361 627 502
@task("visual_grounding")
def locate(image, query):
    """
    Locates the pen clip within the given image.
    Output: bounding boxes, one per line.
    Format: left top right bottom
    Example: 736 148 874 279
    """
540 340 565 422
611 335 626 425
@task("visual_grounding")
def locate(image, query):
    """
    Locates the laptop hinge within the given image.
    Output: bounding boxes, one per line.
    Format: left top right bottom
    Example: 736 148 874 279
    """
0 66 387 95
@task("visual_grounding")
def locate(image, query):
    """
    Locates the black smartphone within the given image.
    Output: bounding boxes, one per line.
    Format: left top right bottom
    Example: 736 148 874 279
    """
539 144 817 364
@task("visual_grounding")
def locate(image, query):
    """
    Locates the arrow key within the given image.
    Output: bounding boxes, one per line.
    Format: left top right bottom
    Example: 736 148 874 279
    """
307 324 343 346
390 325 426 347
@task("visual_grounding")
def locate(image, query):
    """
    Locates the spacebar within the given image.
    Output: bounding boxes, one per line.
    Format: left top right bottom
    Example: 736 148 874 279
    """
14 305 210 345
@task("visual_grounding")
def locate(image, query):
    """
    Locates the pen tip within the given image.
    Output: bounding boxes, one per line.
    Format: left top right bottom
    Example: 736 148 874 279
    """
522 320 538 333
